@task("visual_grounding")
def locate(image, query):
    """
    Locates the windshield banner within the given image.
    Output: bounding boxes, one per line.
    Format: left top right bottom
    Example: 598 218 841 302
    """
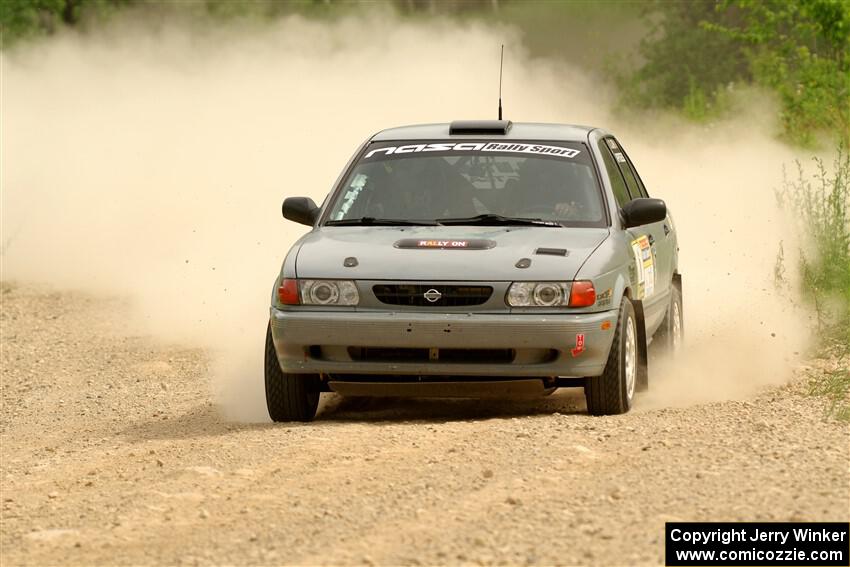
364 142 581 160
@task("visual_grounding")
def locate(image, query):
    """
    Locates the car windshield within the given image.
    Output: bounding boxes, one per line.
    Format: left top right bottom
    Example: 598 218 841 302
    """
325 140 605 227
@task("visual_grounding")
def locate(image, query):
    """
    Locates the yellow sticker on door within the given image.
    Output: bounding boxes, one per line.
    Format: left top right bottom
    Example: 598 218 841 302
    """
631 235 655 299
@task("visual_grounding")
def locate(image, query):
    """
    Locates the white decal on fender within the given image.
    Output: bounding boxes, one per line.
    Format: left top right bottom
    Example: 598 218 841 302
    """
631 235 656 299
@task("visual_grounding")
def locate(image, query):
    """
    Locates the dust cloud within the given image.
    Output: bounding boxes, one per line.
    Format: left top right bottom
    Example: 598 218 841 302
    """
1 11 809 420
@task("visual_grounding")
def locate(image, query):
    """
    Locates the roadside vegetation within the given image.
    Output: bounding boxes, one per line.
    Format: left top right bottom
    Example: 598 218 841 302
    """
777 149 850 333
807 355 850 421
622 0 849 148
776 149 850 420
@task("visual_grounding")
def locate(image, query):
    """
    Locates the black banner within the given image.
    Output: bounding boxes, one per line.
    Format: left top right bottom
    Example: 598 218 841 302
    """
393 238 496 250
666 522 849 566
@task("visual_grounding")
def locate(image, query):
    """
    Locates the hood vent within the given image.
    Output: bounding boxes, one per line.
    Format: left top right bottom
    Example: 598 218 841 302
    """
535 247 568 256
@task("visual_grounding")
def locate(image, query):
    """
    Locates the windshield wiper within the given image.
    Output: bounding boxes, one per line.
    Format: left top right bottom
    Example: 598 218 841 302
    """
436 214 561 227
325 217 438 226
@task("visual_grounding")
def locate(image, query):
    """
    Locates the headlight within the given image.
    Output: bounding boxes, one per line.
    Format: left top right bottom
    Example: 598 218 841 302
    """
278 278 359 306
506 282 570 307
300 280 359 305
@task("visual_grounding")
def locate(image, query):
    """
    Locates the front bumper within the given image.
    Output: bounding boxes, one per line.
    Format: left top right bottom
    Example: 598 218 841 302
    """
270 308 618 378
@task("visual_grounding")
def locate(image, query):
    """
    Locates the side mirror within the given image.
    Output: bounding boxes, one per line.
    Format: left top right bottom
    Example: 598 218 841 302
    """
621 198 666 228
282 197 320 226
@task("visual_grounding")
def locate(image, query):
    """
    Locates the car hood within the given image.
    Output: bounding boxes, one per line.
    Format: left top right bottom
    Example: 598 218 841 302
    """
294 226 609 281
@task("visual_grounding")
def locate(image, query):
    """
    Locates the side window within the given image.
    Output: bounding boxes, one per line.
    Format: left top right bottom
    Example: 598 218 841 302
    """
609 138 649 198
625 155 649 198
597 139 630 207
605 138 642 198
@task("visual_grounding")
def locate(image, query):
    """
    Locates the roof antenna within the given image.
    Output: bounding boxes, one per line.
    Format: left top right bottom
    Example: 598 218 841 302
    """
498 44 504 121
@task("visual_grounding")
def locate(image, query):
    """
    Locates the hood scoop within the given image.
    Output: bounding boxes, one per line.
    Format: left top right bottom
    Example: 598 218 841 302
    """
535 247 569 257
394 238 496 250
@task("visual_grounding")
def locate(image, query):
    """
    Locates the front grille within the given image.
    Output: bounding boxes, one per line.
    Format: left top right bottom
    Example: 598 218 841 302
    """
372 284 493 307
348 347 515 364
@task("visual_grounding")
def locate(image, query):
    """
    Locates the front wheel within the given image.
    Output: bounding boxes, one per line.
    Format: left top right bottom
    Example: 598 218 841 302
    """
264 323 320 422
584 297 638 415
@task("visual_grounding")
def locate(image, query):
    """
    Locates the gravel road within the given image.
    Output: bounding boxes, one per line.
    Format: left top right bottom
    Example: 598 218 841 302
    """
1 284 848 566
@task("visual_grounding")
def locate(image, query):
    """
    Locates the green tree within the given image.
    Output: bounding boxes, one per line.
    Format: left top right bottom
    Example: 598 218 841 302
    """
1 0 135 47
625 1 750 121
625 0 850 146
1 0 64 45
709 0 850 146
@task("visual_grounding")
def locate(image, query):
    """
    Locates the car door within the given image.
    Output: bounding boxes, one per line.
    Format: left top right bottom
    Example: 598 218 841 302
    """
601 138 672 329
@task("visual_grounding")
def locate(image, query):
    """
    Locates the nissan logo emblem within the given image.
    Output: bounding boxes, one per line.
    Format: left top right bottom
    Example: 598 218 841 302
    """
423 288 442 303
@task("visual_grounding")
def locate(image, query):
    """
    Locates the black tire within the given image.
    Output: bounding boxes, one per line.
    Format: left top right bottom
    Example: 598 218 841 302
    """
584 297 638 416
655 283 684 356
264 323 320 422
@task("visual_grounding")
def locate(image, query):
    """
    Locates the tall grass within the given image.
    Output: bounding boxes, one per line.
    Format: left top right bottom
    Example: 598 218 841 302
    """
807 360 850 422
777 145 850 420
777 146 850 337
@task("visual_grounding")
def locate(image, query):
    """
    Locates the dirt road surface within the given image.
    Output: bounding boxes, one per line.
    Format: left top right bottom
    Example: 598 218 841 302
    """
1 284 848 566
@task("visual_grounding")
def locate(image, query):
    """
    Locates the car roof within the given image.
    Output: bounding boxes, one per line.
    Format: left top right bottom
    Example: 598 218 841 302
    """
371 122 604 142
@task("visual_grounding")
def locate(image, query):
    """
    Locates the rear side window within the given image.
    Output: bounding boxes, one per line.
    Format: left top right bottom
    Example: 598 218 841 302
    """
597 139 630 207
606 138 650 198
625 156 649 198
604 138 643 199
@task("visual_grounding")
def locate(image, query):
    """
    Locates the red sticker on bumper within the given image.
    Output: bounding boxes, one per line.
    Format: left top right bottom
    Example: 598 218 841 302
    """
571 333 585 357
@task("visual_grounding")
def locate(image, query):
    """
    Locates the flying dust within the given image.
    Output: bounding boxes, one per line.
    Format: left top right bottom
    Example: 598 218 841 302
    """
1 11 809 420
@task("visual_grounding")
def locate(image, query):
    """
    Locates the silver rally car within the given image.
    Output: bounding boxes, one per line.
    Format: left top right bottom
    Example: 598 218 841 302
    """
266 120 683 421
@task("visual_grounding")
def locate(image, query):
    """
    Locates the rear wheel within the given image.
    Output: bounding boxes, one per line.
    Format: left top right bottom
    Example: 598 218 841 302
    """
584 297 637 415
264 323 320 422
655 283 684 355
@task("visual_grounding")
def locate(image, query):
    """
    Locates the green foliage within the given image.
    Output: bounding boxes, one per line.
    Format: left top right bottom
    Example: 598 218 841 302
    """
681 75 733 122
710 0 850 146
807 342 850 421
468 1 646 73
200 0 359 21
0 0 134 47
626 0 850 146
0 0 64 45
0 0 364 48
624 1 750 113
762 49 849 147
778 145 850 420
777 146 850 334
